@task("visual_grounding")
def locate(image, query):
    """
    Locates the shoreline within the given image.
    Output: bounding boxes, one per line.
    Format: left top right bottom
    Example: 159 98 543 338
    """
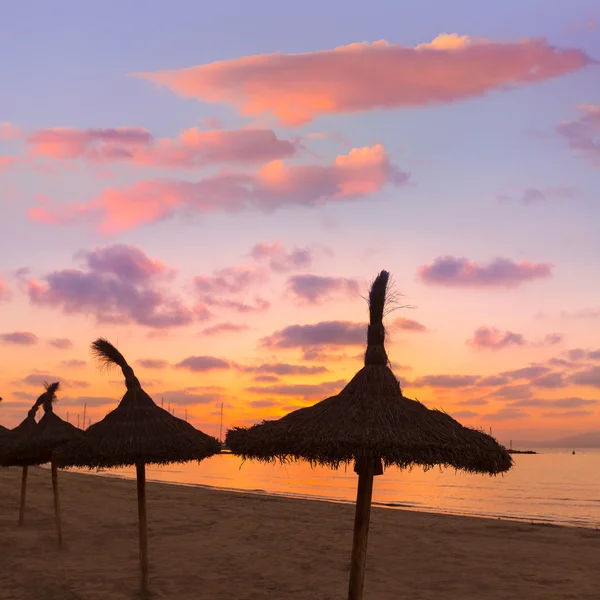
58 464 600 531
2 466 599 599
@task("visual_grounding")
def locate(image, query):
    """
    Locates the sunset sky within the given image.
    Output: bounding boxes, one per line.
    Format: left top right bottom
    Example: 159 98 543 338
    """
1 0 599 443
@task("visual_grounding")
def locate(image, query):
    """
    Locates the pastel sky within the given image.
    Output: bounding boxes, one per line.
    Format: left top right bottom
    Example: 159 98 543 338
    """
1 0 599 443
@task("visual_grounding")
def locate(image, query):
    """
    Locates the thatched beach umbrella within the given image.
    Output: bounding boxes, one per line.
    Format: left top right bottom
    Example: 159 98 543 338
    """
226 270 513 600
5 382 82 546
0 385 53 525
54 338 221 595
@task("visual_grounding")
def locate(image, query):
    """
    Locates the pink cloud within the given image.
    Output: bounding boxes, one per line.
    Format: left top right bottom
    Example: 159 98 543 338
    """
392 317 428 332
193 265 270 314
0 331 38 346
28 145 407 234
136 35 594 126
0 156 17 171
0 277 12 302
27 127 153 160
194 265 267 295
0 122 24 141
417 256 553 288
557 105 600 166
286 274 359 304
249 241 326 272
27 125 296 169
466 326 526 350
27 244 207 328
27 145 408 234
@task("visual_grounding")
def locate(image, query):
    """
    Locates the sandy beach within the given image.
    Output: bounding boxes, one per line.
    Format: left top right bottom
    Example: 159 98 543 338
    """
1 467 598 600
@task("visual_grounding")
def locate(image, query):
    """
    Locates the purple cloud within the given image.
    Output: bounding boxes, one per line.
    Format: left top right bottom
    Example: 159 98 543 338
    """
489 384 533 399
501 366 551 381
516 397 598 408
409 374 479 388
478 375 511 387
246 379 346 399
48 338 73 350
498 186 578 205
249 241 324 272
201 322 250 336
543 333 564 346
417 256 553 288
543 410 594 419
158 388 223 405
556 105 600 166
531 372 567 388
60 359 87 368
137 359 169 369
248 399 281 408
261 321 365 350
19 372 89 388
239 362 328 376
571 366 600 388
59 396 114 407
27 244 203 329
252 375 280 383
202 297 270 313
466 327 526 350
194 265 267 295
0 331 38 346
174 356 230 372
193 265 270 313
286 275 359 304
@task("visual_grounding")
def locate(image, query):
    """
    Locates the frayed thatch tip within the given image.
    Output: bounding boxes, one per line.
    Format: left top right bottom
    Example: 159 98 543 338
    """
42 381 60 412
364 270 390 367
91 338 141 390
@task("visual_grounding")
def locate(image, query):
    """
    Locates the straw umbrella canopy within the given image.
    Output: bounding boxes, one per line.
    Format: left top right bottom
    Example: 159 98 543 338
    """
54 338 221 596
4 382 82 546
0 385 53 525
226 270 513 600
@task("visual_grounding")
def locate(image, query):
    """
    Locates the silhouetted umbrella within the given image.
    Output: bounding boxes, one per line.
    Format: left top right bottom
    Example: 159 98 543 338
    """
55 338 221 596
227 270 513 600
0 385 53 525
5 382 82 546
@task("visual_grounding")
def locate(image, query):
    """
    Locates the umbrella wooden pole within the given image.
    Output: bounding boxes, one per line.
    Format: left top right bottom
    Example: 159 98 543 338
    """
348 459 376 600
18 466 28 525
136 461 149 596
51 461 63 547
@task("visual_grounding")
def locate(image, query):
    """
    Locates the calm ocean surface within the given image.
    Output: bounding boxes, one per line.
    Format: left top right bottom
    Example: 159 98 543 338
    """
75 449 600 528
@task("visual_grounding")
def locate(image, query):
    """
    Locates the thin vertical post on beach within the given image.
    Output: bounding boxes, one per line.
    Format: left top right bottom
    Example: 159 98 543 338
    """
136 461 149 595
82 403 87 430
18 466 28 525
348 459 376 600
51 461 63 547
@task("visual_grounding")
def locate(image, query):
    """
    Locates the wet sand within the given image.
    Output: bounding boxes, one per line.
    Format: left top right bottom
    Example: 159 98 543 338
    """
0 466 598 600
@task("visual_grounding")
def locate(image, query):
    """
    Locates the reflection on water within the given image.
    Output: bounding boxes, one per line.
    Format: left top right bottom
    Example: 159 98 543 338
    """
73 449 600 528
